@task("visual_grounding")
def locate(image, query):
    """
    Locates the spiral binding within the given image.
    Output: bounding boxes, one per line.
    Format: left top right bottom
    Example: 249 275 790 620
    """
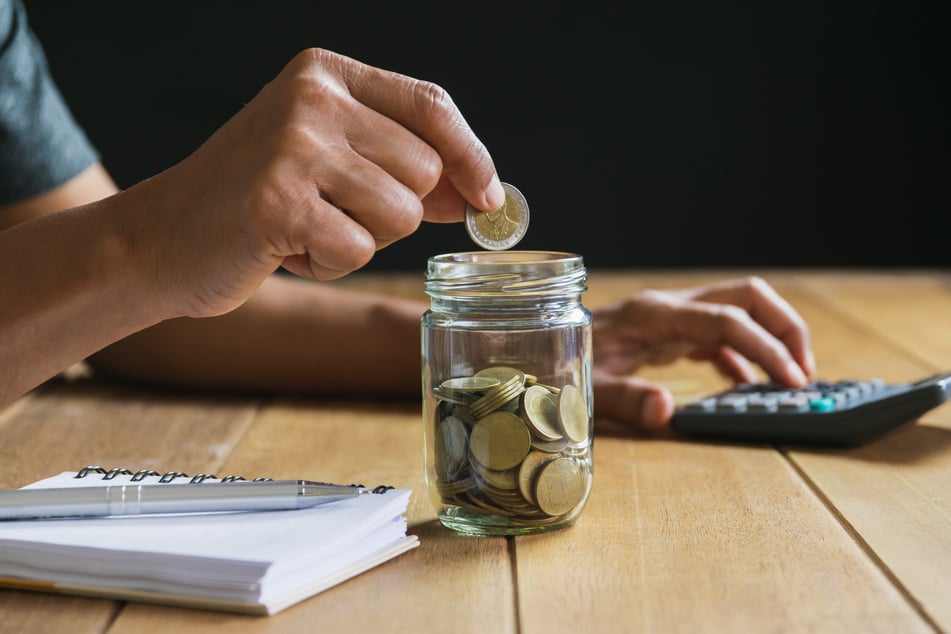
73 465 394 493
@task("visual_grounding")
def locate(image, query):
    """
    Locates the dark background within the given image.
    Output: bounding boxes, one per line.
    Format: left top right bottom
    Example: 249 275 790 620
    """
23 1 950 270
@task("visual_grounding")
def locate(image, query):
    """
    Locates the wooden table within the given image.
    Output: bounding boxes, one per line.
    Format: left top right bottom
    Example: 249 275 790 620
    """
2 269 950 633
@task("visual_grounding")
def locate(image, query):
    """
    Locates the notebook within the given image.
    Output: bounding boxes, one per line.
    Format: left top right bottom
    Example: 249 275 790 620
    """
0 466 419 615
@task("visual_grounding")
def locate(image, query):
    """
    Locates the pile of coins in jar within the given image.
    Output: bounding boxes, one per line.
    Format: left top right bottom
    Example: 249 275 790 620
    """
430 366 591 521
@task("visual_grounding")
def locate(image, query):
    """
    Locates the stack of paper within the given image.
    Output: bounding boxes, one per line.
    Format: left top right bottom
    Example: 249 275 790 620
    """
0 471 418 615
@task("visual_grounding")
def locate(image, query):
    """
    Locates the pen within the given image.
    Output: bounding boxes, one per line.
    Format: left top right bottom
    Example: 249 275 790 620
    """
0 480 370 520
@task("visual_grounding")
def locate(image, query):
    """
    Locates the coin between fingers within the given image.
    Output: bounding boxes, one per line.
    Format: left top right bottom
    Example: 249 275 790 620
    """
465 182 530 250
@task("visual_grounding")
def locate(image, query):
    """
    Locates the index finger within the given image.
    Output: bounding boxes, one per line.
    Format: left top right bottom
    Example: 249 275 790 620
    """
689 276 816 377
330 50 506 213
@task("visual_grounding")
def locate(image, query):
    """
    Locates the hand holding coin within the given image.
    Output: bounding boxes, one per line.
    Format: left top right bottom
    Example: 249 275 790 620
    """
465 182 530 250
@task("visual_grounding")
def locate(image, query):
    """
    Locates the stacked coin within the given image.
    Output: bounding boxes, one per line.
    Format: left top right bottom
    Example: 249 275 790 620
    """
430 366 591 521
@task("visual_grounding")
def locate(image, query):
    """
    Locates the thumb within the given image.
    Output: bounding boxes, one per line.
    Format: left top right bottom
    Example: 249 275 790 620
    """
593 372 676 431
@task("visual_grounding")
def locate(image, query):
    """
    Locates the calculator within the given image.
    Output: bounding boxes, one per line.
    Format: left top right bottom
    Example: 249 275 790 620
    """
670 371 951 447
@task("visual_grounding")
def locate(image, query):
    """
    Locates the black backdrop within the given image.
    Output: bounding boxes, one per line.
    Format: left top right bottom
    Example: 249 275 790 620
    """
23 1 950 270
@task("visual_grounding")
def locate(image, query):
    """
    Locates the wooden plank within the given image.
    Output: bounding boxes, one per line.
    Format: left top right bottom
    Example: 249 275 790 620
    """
0 591 119 634
3 270 947 633
516 436 930 633
514 271 934 633
0 382 259 489
769 272 951 630
0 381 261 632
111 398 517 633
333 269 943 631
781 270 951 373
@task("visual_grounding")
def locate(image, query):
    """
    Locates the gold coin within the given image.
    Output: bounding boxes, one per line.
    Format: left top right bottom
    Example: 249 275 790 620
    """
436 476 474 497
464 182 530 251
440 376 501 393
434 415 469 481
463 492 517 517
452 403 477 425
481 488 536 513
470 385 524 419
469 411 531 470
531 435 569 453
500 399 521 414
471 462 519 491
518 450 554 505
432 387 475 405
470 374 525 419
475 366 526 385
534 457 586 516
521 385 563 441
557 384 590 443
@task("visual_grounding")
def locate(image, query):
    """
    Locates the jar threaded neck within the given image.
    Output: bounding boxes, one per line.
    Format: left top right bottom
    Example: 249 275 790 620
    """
425 251 587 303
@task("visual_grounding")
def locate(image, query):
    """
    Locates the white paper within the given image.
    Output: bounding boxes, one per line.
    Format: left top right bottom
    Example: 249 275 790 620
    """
0 471 419 612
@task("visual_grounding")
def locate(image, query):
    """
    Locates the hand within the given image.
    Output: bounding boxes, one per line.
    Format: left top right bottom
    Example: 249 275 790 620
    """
122 48 505 319
590 276 815 431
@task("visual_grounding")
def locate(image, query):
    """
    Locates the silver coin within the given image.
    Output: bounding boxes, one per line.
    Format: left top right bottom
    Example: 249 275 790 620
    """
465 182 530 250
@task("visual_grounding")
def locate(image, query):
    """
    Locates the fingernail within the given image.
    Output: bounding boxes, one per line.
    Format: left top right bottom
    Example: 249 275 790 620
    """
485 174 505 210
787 360 808 387
804 349 817 376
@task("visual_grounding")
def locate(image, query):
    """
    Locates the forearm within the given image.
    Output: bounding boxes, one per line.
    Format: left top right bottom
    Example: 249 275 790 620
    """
0 41 506 405
87 274 428 398
0 193 162 407
0 159 428 403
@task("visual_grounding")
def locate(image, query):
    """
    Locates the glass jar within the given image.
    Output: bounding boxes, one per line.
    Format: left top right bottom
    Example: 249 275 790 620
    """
421 251 593 536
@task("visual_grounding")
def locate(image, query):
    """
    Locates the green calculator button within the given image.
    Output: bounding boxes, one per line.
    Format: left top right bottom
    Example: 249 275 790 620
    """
809 397 836 412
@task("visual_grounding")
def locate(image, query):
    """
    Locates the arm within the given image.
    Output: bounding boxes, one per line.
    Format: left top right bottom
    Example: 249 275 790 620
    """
89 275 428 397
0 173 163 405
106 273 815 426
0 48 504 409
1 166 816 424
3 169 814 427
2 48 816 425
1 163 427 399
2 177 816 424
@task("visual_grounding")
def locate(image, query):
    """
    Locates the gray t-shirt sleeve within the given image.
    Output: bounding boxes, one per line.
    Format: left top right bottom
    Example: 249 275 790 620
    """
0 0 99 204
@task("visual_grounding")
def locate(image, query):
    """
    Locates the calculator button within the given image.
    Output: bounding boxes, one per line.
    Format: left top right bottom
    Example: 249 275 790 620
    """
809 397 836 412
857 382 876 397
683 398 717 412
745 394 779 412
716 395 747 411
823 391 850 408
777 394 809 412
839 386 862 402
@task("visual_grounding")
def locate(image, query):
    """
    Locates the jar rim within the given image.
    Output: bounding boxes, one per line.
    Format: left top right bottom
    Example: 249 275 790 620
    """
428 251 580 268
425 251 586 299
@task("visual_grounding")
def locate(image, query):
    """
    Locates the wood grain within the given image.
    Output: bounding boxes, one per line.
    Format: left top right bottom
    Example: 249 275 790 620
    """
1 269 948 633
